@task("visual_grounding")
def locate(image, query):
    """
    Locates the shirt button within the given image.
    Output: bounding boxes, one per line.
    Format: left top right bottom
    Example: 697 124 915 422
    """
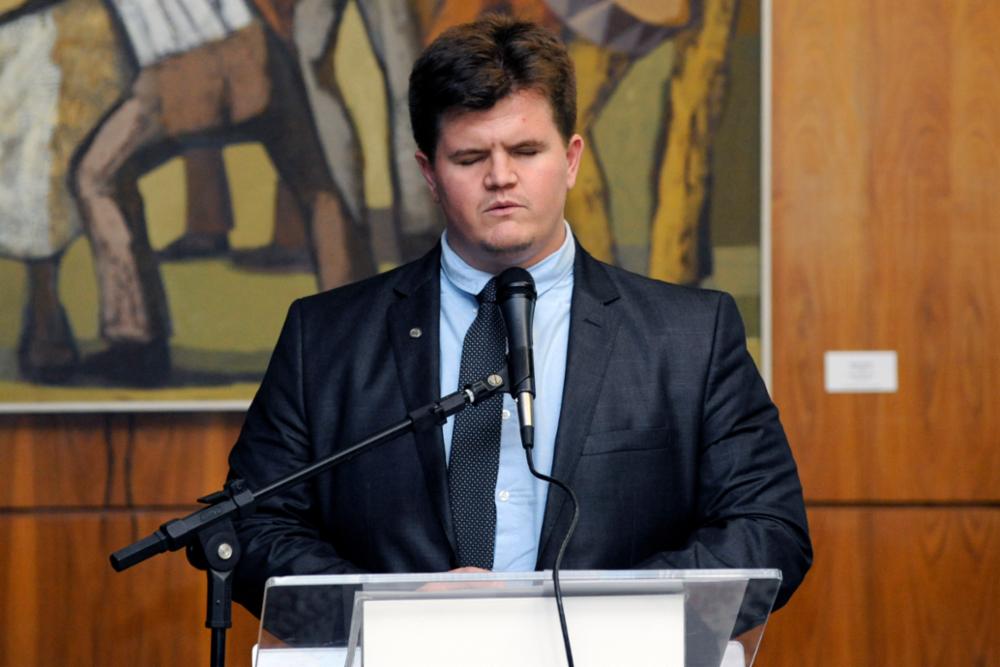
498 489 510 502
502 409 511 420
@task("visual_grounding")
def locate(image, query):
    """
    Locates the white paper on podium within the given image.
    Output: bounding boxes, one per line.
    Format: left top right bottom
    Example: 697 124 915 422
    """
253 639 757 667
361 593 685 667
255 645 359 667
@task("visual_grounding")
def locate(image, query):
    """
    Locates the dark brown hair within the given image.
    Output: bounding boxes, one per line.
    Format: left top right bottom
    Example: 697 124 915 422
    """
408 14 577 160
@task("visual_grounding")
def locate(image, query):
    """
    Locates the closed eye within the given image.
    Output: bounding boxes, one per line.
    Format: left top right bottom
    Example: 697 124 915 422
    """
512 141 545 157
448 150 487 167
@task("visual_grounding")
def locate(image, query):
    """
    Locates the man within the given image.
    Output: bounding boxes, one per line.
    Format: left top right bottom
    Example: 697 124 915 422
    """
229 14 811 619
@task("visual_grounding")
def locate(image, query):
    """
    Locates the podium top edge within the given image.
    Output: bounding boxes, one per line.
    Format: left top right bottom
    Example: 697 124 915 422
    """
264 568 782 590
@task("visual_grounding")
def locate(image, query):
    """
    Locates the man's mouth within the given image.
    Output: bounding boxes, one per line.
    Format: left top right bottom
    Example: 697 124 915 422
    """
485 201 525 213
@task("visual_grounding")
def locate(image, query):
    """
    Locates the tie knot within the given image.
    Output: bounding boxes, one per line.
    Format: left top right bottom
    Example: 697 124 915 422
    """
477 277 499 305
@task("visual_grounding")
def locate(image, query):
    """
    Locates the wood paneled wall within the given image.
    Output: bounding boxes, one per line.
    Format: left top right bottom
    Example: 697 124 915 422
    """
0 414 260 666
760 0 999 665
1 1 998 665
770 0 999 503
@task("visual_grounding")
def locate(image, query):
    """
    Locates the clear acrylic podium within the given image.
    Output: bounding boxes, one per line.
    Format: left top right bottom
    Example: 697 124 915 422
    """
254 569 782 667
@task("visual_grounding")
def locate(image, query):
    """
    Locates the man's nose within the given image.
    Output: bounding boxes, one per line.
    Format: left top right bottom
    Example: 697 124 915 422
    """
484 154 517 189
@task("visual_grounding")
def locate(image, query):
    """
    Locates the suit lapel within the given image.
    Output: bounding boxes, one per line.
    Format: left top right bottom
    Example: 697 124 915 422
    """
386 246 458 557
537 247 622 565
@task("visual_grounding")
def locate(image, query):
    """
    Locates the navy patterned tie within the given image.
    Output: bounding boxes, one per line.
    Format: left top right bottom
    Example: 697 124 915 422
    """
448 277 506 569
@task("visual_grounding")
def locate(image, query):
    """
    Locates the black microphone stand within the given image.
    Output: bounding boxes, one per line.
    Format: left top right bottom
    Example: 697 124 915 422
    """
109 372 507 667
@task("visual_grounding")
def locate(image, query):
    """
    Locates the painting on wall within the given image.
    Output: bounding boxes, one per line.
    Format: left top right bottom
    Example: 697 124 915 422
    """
0 0 763 411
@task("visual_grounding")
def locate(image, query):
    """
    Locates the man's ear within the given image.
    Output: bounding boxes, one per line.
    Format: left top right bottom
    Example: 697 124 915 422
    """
414 151 439 202
564 134 585 190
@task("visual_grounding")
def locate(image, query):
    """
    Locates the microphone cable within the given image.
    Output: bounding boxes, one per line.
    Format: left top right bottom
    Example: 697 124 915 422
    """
525 446 580 667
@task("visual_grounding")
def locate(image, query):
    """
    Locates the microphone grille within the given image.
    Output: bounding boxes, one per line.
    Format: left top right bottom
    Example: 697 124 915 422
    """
497 267 536 299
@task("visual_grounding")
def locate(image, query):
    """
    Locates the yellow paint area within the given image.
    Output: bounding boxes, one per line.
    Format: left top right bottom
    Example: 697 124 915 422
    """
222 144 282 248
0 378 261 406
139 157 187 251
47 0 129 251
615 0 690 27
333 0 393 209
649 0 737 283
139 143 281 252
564 41 621 262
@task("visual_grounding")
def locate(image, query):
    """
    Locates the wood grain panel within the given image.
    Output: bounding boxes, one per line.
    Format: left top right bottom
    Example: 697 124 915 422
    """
758 507 1000 666
126 412 243 506
0 412 243 509
771 0 1000 501
0 414 119 508
0 512 258 667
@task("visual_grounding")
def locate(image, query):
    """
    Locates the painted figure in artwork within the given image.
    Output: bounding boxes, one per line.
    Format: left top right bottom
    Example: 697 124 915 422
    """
0 0 128 383
72 0 377 385
1 0 376 385
158 0 441 271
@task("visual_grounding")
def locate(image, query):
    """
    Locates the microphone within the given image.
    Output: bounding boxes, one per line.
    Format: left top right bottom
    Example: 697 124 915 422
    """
497 267 537 449
498 268 578 667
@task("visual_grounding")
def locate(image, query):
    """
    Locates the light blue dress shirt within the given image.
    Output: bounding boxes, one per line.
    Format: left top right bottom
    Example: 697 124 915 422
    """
439 224 575 571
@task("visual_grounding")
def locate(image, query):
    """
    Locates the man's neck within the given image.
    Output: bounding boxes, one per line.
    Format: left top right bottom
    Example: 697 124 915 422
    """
440 222 575 299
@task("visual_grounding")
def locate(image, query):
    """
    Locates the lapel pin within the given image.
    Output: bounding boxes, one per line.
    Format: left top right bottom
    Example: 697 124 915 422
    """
409 327 422 339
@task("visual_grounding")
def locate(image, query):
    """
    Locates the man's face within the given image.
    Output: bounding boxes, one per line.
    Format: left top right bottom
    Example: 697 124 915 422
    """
415 89 584 273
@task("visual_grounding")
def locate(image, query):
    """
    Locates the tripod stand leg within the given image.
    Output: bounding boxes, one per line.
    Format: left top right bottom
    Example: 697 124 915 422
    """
206 566 234 667
211 626 227 667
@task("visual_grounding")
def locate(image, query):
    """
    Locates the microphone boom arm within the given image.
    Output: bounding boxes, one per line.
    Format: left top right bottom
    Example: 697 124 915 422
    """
108 370 507 667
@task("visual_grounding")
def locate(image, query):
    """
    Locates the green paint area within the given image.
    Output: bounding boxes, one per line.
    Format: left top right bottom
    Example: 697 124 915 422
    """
0 239 314 405
590 28 761 278
592 40 675 275
709 33 762 248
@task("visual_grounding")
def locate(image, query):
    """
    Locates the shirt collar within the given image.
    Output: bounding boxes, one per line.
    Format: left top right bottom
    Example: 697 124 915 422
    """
440 221 576 299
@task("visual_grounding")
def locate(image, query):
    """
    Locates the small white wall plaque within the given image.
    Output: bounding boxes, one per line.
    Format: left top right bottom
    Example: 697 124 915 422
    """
824 350 898 393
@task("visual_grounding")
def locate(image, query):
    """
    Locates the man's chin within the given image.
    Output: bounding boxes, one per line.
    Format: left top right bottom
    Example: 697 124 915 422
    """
478 240 537 269
481 240 534 258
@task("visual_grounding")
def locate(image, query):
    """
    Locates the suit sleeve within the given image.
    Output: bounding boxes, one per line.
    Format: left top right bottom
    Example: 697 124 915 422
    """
228 300 364 618
637 293 812 611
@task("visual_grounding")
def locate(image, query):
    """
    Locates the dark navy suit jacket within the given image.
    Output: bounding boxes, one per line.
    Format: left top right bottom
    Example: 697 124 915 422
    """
228 244 812 617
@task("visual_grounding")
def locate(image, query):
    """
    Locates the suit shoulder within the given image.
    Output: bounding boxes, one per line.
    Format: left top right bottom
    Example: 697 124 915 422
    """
591 256 731 316
290 251 438 321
